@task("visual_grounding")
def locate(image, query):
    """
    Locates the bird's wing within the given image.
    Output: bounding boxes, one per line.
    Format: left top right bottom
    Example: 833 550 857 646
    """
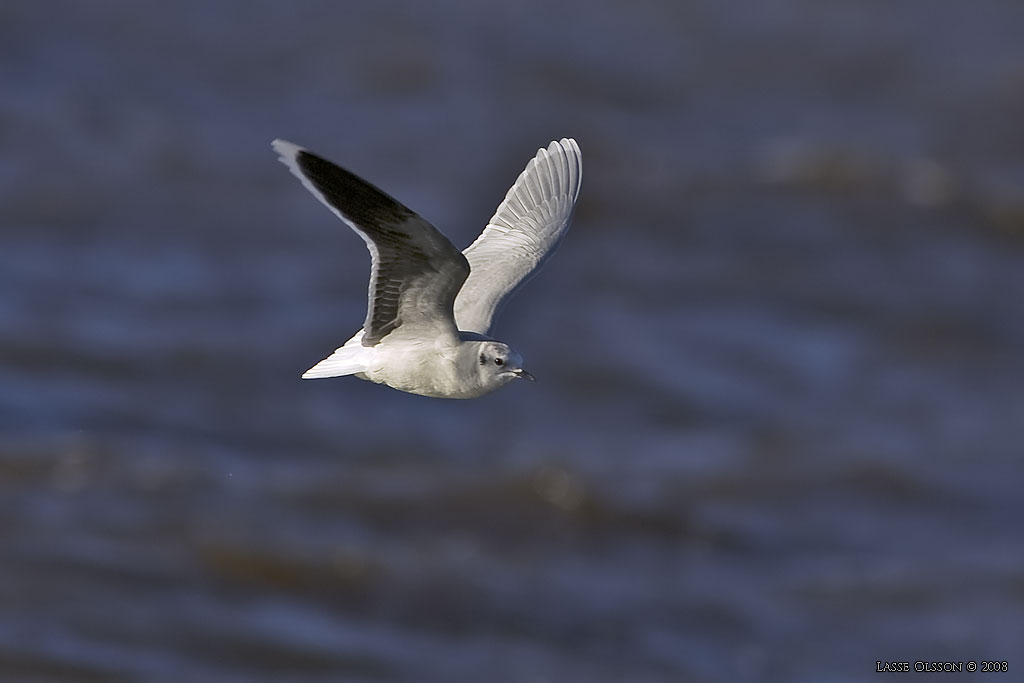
453 138 582 335
273 140 469 346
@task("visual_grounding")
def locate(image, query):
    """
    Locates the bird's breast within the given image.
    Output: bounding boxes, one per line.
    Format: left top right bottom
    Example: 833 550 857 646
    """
367 343 485 399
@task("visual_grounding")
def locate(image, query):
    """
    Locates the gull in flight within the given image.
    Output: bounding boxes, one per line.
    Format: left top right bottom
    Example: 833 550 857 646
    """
272 137 582 398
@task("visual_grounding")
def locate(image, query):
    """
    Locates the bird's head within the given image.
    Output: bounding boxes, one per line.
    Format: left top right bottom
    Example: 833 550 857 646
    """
474 341 534 389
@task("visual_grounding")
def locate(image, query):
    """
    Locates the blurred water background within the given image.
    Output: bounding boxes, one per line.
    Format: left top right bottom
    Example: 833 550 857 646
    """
2 2 1024 681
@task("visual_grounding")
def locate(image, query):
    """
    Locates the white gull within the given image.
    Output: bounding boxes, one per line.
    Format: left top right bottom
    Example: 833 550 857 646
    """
272 138 582 398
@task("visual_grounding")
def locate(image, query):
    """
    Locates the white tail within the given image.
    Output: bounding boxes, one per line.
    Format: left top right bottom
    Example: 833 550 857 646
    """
302 340 370 379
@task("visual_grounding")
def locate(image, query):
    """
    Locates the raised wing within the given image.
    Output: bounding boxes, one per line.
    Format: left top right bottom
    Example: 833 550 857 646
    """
454 138 582 335
273 140 469 346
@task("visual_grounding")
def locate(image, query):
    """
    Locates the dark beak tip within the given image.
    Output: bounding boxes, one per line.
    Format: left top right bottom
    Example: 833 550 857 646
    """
518 369 536 382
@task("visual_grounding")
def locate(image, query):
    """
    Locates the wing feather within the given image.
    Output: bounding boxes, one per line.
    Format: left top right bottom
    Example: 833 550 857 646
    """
454 138 582 335
273 140 468 346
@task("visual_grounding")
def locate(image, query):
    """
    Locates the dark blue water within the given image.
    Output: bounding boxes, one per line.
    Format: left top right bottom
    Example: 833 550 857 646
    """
3 2 1024 681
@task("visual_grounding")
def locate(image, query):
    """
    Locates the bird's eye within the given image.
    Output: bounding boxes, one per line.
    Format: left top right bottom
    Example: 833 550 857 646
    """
494 358 504 366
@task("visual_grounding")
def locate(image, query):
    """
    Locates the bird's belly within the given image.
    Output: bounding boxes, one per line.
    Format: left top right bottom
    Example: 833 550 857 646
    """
365 348 484 399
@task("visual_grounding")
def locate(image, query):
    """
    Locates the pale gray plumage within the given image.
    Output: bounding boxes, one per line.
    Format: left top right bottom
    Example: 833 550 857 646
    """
455 138 582 335
272 137 582 398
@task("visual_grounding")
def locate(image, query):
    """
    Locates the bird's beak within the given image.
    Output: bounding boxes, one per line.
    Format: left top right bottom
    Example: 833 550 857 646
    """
514 368 536 382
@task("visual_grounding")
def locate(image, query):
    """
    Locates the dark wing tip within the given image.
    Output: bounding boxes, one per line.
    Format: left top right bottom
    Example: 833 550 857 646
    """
289 150 416 229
